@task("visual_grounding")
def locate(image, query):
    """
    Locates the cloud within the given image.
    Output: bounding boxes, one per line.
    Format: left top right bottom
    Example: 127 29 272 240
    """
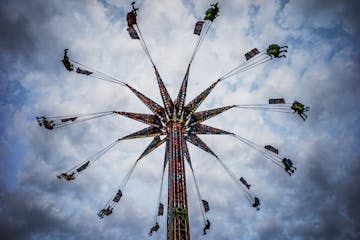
279 0 360 36
0 188 77 240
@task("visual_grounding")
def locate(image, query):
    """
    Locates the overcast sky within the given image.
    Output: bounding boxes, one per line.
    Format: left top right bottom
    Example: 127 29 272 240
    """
1 0 360 239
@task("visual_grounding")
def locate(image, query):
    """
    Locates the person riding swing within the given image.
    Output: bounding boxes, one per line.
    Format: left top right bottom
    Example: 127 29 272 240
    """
62 49 74 71
266 44 288 58
203 219 211 235
127 2 139 30
291 101 309 121
204 3 219 22
57 172 75 181
97 206 113 219
148 222 160 236
252 197 260 210
282 158 296 176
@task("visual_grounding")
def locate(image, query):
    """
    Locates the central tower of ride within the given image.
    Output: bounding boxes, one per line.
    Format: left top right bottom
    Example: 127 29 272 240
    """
166 121 190 240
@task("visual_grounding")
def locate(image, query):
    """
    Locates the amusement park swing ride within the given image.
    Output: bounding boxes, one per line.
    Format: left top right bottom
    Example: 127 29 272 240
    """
37 2 308 240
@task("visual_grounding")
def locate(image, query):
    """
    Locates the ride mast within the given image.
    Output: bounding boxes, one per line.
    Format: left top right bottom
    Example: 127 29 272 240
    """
166 121 190 240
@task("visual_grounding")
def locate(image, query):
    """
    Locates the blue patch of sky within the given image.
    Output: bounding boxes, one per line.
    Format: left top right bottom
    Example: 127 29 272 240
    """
1 134 27 190
314 27 359 59
261 111 304 143
281 27 358 85
275 2 357 55
181 0 197 18
277 0 290 11
205 25 218 40
223 79 240 93
246 2 260 36
315 26 352 41
0 69 28 190
249 81 259 92
0 69 28 134
319 112 360 143
98 0 126 24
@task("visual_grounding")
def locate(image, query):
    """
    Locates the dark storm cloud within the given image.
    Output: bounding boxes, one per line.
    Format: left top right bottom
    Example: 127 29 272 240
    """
280 0 360 36
0 186 152 240
0 1 35 59
282 143 360 240
276 3 360 238
0 1 102 239
0 0 62 63
303 45 360 136
0 187 77 240
244 141 358 240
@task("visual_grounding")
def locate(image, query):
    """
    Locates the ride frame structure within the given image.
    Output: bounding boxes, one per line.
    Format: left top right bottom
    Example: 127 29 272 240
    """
40 3 300 240
166 115 190 240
